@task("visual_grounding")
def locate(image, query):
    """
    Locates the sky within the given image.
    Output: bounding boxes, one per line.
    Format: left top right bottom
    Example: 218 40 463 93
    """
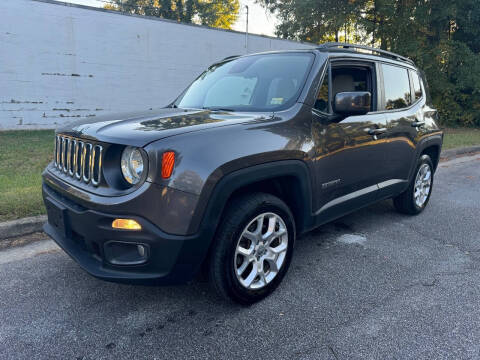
232 0 277 36
65 0 278 37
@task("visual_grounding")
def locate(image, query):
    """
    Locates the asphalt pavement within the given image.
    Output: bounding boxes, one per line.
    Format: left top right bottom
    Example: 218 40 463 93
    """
1 154 480 360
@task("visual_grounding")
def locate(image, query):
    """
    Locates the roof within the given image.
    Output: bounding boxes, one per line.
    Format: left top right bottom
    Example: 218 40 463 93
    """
220 43 416 69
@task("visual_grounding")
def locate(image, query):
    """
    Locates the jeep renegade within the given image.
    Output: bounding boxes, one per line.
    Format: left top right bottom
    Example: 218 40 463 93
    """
42 43 443 304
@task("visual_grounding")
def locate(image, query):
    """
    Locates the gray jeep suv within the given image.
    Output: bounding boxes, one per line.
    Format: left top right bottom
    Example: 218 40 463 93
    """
42 43 443 304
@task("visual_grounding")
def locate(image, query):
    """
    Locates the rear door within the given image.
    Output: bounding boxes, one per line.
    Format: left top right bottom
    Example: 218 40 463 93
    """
379 62 418 192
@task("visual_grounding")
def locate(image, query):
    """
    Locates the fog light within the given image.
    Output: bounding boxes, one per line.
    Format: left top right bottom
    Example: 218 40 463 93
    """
112 218 142 231
137 244 146 257
104 241 149 265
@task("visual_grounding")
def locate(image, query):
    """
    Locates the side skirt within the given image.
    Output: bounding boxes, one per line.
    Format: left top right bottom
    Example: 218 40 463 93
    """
307 179 408 232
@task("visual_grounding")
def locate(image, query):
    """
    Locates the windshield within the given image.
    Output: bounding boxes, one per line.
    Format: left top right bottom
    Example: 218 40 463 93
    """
174 52 315 112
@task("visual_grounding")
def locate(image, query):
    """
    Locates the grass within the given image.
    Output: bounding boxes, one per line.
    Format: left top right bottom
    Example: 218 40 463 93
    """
442 127 480 150
0 130 54 222
0 127 479 222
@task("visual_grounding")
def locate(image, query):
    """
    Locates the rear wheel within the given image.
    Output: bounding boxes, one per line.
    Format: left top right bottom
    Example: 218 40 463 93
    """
209 193 295 305
393 154 434 215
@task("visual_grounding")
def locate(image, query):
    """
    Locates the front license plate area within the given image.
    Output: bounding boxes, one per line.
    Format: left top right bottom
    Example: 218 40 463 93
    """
45 197 69 238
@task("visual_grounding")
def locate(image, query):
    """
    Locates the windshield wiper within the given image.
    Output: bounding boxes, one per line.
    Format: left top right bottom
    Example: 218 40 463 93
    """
202 106 235 112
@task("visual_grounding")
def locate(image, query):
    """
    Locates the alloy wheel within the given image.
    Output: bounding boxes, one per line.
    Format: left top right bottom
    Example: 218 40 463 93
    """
234 212 289 290
414 163 432 207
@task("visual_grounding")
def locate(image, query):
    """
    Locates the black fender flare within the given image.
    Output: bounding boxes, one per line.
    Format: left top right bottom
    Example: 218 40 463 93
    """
408 133 443 181
190 159 314 241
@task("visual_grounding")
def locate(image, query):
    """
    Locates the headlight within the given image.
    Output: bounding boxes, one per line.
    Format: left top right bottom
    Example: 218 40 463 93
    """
121 146 145 185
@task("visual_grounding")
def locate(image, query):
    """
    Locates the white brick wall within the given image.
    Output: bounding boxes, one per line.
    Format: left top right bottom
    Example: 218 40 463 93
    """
0 0 313 129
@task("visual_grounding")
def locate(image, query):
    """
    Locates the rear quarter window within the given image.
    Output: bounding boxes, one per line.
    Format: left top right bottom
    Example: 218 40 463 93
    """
410 70 423 102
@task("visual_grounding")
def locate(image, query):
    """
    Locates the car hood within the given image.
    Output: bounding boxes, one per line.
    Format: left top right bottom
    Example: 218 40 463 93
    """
57 108 272 147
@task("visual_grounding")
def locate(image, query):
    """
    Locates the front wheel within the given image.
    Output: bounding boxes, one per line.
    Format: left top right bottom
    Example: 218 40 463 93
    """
209 193 295 305
393 154 434 215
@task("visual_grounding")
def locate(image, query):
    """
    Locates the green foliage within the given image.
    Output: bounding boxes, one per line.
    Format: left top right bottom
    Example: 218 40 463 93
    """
442 127 480 149
196 0 240 29
258 0 480 127
0 130 54 221
106 0 240 29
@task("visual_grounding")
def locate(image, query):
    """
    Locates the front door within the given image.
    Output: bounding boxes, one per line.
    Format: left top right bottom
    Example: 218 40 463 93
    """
311 59 388 222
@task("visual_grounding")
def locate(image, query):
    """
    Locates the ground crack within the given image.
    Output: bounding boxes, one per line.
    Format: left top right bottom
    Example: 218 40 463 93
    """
395 270 473 292
402 223 480 263
328 345 339 359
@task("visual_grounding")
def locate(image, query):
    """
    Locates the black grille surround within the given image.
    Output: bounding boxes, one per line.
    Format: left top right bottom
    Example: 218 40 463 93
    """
54 135 103 187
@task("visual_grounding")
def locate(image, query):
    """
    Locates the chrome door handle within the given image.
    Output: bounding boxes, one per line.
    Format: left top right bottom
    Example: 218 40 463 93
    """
367 128 387 135
412 121 425 127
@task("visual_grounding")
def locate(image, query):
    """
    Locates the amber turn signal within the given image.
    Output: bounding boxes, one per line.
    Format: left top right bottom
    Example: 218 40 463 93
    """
112 218 142 231
161 151 175 179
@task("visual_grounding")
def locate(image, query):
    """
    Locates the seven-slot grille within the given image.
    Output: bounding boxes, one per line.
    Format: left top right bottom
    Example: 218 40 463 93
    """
54 135 103 186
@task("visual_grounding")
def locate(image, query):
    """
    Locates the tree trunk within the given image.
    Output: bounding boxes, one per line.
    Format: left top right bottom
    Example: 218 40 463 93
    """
176 0 184 22
380 18 386 49
372 0 377 46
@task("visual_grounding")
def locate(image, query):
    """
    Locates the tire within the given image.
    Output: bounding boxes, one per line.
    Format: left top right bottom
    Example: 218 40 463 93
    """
209 192 295 305
393 154 434 215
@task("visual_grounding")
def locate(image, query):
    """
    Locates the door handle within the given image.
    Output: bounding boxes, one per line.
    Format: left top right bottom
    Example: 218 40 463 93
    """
367 128 387 135
411 121 425 127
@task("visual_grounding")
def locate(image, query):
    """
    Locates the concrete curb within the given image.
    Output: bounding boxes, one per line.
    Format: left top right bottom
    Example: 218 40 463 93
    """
0 146 479 242
440 145 480 160
0 215 47 240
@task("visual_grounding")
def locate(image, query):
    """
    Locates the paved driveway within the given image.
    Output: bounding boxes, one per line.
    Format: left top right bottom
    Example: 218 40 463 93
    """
1 154 480 360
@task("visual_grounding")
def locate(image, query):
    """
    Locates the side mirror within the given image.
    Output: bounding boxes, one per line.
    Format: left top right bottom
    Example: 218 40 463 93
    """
333 91 371 115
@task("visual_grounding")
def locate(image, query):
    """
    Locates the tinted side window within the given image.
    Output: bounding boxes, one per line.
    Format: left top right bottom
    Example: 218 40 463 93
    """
382 64 411 110
410 70 423 101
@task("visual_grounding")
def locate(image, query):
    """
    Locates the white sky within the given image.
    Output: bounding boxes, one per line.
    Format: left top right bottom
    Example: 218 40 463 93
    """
232 0 277 36
65 0 278 36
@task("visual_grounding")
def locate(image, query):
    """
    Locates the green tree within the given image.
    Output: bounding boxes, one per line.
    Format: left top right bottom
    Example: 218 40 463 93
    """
259 0 367 43
105 0 240 29
257 0 480 127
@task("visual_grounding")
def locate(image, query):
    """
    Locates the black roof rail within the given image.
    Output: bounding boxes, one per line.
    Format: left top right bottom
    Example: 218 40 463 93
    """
222 55 241 61
318 42 414 65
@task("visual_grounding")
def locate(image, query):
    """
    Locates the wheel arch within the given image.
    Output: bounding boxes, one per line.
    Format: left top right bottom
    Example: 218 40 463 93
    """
190 160 314 239
421 143 441 171
409 133 443 181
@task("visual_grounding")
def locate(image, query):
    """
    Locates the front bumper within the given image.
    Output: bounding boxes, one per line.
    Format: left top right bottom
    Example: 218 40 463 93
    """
43 183 207 285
